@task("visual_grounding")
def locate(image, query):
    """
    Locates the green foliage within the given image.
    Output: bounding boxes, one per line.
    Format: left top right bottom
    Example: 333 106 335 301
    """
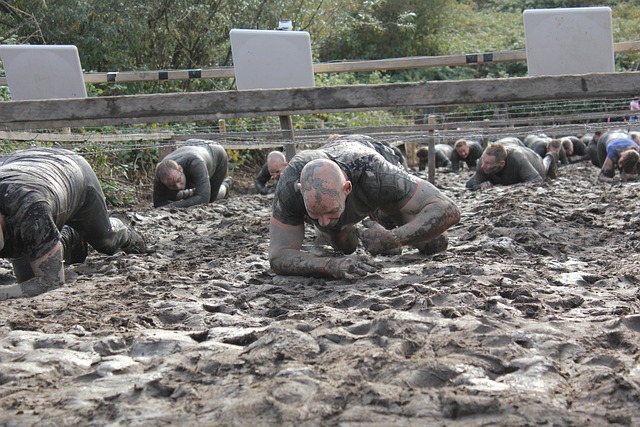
0 0 358 73
318 0 455 62
3 0 639 86
613 3 640 72
73 141 158 207
226 148 259 173
477 0 617 13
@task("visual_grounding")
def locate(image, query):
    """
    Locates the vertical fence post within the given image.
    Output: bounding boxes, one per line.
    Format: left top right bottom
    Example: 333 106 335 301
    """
482 119 490 148
428 115 437 184
218 119 227 144
279 115 297 160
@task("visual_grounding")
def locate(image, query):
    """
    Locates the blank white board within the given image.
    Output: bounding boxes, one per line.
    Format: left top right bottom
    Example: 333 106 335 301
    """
230 29 315 90
0 44 87 100
523 7 614 76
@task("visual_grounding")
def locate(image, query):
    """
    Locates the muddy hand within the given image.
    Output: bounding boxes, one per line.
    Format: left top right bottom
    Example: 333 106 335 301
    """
359 219 400 255
480 181 494 191
176 188 195 200
325 256 378 279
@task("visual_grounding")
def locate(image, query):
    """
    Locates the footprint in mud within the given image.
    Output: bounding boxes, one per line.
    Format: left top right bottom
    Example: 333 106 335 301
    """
241 327 320 363
622 314 640 333
392 364 463 389
440 394 502 419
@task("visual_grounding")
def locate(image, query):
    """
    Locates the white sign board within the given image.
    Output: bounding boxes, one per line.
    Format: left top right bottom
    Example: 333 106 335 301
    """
230 29 315 90
0 44 87 100
523 7 614 76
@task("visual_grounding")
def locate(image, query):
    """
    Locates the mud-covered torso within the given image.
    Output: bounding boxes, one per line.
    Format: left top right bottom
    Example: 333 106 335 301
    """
0 148 87 258
272 138 419 232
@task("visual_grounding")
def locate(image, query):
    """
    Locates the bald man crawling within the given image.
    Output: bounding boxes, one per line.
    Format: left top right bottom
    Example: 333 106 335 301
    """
269 134 460 279
255 151 288 195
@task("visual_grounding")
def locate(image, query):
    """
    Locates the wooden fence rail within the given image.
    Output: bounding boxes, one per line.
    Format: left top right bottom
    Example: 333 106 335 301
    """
1 71 640 132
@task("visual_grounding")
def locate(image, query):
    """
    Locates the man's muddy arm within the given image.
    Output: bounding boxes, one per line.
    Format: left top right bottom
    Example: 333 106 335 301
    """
269 217 373 278
362 181 460 254
598 158 617 183
465 170 489 190
393 182 461 247
0 243 65 300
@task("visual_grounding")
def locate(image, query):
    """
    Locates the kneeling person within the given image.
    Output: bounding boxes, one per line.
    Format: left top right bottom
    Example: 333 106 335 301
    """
0 148 146 300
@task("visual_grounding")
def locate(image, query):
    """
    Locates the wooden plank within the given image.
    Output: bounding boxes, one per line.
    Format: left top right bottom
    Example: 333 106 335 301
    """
1 71 640 131
313 51 527 73
2 41 639 86
0 130 174 142
82 68 235 84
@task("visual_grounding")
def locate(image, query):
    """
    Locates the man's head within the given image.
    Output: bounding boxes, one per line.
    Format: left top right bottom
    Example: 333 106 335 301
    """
266 151 287 181
547 139 562 155
454 139 470 159
561 138 574 156
481 144 508 175
296 159 351 228
630 132 640 144
156 159 186 190
618 148 640 174
416 148 429 161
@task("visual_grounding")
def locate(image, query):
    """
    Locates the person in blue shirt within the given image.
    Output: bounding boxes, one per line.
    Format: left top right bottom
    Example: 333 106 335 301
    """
598 134 640 183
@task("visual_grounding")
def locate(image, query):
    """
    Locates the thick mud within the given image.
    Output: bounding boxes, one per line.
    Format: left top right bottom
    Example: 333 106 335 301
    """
1 162 639 426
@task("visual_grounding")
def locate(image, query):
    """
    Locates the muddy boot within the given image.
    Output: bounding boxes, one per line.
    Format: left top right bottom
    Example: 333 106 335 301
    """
544 152 559 179
414 233 449 255
217 176 234 199
111 213 147 254
60 225 88 264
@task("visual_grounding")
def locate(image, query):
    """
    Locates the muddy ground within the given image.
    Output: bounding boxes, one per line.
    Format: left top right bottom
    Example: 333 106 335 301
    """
0 160 639 426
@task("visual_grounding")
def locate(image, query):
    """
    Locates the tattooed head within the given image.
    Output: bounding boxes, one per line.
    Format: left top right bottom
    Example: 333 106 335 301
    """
298 159 351 228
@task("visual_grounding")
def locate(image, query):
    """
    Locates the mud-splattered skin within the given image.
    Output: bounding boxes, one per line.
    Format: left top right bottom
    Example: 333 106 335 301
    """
299 159 348 230
0 148 143 299
269 135 460 278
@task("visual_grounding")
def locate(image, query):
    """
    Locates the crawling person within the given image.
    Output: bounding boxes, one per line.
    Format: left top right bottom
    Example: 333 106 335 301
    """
597 134 640 183
255 150 288 195
416 144 453 171
0 147 146 300
465 142 558 191
526 135 569 166
328 134 407 169
269 134 460 279
451 139 483 172
561 136 590 163
153 139 232 208
592 130 631 168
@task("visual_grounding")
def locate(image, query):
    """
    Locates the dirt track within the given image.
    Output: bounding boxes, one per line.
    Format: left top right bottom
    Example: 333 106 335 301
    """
1 161 639 426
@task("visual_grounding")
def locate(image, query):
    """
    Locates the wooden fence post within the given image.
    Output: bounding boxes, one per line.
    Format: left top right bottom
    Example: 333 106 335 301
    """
482 119 490 148
428 115 437 184
279 115 297 160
